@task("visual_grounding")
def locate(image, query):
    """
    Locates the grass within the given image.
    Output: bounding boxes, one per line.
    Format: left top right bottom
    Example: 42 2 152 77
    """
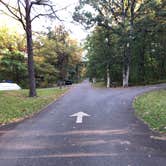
93 81 106 88
133 89 166 133
0 87 68 125
93 81 121 88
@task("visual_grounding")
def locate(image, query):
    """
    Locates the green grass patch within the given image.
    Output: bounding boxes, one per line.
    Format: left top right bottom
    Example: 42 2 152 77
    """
133 89 166 133
0 88 68 125
93 81 106 88
93 81 121 88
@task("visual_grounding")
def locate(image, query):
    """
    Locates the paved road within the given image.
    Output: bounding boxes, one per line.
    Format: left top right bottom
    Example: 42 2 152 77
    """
0 81 166 166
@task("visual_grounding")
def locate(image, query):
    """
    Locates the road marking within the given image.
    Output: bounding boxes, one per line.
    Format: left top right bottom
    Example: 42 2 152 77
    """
70 112 90 123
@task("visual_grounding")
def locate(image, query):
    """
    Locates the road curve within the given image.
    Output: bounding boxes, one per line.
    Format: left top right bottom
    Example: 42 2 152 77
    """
0 80 166 166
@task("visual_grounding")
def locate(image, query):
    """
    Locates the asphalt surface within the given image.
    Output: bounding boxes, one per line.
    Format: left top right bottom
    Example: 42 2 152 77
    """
0 80 166 166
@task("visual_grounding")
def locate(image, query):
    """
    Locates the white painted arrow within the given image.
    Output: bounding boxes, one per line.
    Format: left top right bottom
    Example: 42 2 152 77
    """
70 112 90 124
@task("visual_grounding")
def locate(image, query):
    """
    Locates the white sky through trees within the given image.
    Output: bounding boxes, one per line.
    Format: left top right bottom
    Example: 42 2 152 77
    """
0 0 88 42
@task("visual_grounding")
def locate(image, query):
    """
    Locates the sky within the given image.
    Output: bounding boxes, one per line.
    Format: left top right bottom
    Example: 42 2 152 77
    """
53 0 89 42
0 0 88 43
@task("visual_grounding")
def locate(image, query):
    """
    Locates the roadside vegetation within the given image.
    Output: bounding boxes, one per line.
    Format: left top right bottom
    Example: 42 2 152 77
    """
0 26 84 89
74 0 166 88
0 88 68 125
133 90 166 133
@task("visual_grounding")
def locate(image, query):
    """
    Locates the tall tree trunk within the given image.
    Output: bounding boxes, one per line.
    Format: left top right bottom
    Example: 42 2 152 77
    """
106 64 110 88
123 41 130 87
123 43 130 87
123 60 130 87
121 0 130 87
123 0 135 87
25 0 36 97
122 0 136 88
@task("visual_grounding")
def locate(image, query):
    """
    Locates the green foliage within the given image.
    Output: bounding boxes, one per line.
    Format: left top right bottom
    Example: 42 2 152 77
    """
0 26 25 52
0 25 83 88
34 26 83 86
35 62 58 88
130 0 166 84
79 0 166 86
0 50 27 87
0 27 27 86
85 26 122 84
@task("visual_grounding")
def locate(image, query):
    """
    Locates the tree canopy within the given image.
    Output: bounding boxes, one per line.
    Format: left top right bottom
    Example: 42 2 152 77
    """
0 25 83 88
80 0 166 86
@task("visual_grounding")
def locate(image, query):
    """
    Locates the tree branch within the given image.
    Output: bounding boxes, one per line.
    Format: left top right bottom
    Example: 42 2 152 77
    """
17 0 26 28
0 1 20 20
31 12 55 22
30 0 66 21
134 0 151 19
100 0 123 28
0 0 26 30
98 21 122 36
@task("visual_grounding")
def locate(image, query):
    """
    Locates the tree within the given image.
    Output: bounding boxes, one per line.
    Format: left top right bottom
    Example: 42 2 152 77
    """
45 26 82 83
33 31 59 87
130 0 166 84
0 26 26 52
0 50 27 85
73 0 151 87
85 26 121 87
0 0 59 96
83 0 166 86
33 26 83 87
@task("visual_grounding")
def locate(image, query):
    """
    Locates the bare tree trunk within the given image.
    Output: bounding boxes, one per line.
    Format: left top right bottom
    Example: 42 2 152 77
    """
122 41 130 88
106 64 110 88
121 0 130 88
123 0 135 87
92 78 96 84
123 62 129 87
25 0 36 97
122 0 136 88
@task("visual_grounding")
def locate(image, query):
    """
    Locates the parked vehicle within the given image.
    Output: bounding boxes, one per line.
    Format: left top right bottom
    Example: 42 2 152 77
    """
64 80 73 85
0 83 21 90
